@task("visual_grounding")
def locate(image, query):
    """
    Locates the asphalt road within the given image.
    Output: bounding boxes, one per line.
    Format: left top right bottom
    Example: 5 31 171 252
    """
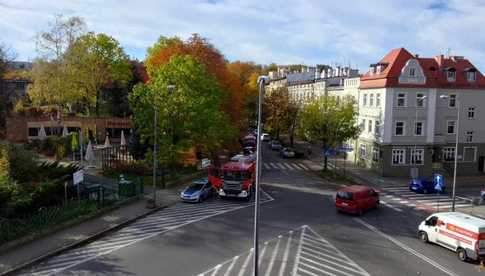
17 145 485 276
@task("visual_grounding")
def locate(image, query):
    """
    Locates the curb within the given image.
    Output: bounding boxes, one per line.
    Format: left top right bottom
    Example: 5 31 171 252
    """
0 199 178 276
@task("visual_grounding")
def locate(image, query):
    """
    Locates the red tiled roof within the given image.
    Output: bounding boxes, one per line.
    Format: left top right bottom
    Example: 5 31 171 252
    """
361 47 485 89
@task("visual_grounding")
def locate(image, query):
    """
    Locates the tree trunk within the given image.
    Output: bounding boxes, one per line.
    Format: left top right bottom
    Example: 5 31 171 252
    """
95 90 100 116
324 155 328 171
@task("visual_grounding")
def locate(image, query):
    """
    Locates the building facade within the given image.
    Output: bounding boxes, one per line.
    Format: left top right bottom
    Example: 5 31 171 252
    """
355 48 485 177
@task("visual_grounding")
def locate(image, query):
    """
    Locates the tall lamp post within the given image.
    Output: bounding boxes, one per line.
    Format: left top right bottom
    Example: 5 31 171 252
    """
253 75 268 276
152 84 176 208
440 94 459 211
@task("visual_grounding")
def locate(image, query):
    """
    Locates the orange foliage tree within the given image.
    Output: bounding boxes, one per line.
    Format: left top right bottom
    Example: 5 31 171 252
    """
145 34 245 127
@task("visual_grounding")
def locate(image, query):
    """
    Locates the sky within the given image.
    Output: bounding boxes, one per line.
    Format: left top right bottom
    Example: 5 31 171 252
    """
1 0 485 72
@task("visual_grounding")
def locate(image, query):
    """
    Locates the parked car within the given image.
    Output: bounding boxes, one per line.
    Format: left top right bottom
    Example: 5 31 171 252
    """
335 185 379 215
261 133 271 142
409 177 445 194
280 147 304 158
269 140 282 151
180 178 214 202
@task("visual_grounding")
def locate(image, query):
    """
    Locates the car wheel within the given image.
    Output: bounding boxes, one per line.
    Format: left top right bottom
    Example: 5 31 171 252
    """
457 248 467 262
419 231 428 243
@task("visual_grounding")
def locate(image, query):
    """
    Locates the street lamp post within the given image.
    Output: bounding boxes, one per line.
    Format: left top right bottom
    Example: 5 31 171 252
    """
253 76 268 276
152 84 176 208
440 94 460 211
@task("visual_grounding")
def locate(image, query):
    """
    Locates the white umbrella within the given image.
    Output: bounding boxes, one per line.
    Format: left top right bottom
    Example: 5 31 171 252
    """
39 125 47 140
84 140 95 164
104 134 111 147
120 130 126 146
62 126 68 137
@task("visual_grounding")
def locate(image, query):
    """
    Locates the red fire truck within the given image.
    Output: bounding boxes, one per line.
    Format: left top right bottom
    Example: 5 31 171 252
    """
208 157 255 200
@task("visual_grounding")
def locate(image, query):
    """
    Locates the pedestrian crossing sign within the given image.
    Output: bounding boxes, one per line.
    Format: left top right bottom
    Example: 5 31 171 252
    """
434 174 444 192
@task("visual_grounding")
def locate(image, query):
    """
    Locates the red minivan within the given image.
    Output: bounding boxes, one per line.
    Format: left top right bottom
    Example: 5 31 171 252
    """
335 185 379 215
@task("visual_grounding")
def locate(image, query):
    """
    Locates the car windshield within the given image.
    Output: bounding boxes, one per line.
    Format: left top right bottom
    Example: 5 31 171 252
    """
336 191 353 200
189 183 205 190
223 170 249 181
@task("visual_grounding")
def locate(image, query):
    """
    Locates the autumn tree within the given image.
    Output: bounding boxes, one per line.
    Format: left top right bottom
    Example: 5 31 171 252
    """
264 87 297 140
129 55 235 168
145 34 244 126
298 96 360 170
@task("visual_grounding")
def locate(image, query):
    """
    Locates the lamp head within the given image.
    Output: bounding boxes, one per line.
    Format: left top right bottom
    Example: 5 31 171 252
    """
258 76 269 85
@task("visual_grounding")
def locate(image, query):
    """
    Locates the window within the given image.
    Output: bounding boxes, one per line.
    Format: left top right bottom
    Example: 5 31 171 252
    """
369 94 374 106
410 68 416 76
395 121 405 136
468 107 475 119
411 149 424 165
361 119 366 131
414 121 423 136
447 69 456 81
443 147 455 161
467 71 476 82
464 147 477 162
447 120 456 134
368 120 372 133
448 94 456 107
416 93 425 107
375 120 380 135
360 144 366 159
28 127 39 137
376 93 381 106
372 147 380 161
392 149 406 165
466 131 474 143
397 93 406 107
363 94 367 106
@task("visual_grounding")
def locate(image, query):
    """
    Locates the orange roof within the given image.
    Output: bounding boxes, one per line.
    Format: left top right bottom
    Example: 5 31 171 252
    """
361 48 485 89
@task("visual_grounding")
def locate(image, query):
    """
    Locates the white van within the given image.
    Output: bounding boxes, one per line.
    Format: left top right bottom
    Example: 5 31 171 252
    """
418 212 485 261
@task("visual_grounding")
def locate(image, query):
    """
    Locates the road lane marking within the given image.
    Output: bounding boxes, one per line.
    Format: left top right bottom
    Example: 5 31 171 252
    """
283 163 295 170
237 248 253 276
292 226 305 276
264 163 271 169
380 200 403 212
354 218 459 276
264 236 281 276
223 256 239 276
210 264 222 276
278 230 293 276
270 162 279 169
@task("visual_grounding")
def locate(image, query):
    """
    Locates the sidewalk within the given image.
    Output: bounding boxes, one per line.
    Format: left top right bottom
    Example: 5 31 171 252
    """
300 140 485 218
0 188 181 275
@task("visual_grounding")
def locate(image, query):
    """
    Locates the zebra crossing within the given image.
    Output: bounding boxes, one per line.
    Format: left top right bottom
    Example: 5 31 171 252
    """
198 225 370 276
263 162 321 172
17 191 274 276
379 185 474 212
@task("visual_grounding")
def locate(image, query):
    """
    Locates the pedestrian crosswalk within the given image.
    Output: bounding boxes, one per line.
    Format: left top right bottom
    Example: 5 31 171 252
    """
263 162 321 172
198 225 370 276
378 185 474 212
17 191 274 276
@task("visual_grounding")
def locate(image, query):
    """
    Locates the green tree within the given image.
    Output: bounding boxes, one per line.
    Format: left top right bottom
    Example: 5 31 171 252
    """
264 87 294 140
129 55 235 168
298 96 360 170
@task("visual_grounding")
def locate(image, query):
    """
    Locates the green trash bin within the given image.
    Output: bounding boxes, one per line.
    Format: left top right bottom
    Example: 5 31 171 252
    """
118 175 136 198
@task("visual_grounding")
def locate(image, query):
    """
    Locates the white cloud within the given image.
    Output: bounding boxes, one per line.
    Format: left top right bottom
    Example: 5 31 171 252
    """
1 0 485 72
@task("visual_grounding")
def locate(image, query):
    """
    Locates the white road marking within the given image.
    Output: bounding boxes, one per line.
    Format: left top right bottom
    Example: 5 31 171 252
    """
355 218 459 276
292 226 305 276
264 163 271 169
237 248 254 276
210 264 222 276
380 200 403 212
278 230 293 276
283 163 295 170
270 162 279 169
223 256 239 276
264 236 281 276
277 163 286 170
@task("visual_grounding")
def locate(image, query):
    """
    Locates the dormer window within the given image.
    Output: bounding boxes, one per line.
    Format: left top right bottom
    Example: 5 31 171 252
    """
409 68 416 77
466 69 477 82
447 68 456 82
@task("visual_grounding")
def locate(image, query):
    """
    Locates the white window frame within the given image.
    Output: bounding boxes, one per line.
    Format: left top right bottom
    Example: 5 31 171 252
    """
375 120 380 135
410 149 424 165
467 71 476 82
447 70 456 82
447 120 456 134
368 120 372 133
360 144 366 159
468 107 475 119
443 147 456 162
414 121 424 136
397 93 406 107
410 68 416 77
416 93 425 108
372 147 380 162
369 94 374 106
363 94 367 106
376 93 381 106
463 146 477 162
361 119 366 131
465 131 474 143
448 94 456 108
395 121 405 136
392 148 406 165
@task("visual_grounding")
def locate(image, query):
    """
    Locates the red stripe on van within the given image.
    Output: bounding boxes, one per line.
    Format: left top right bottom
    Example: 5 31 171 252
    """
439 230 473 245
446 223 479 240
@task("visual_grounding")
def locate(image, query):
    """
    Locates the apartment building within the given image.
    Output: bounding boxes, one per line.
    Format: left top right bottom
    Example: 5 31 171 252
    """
356 48 485 177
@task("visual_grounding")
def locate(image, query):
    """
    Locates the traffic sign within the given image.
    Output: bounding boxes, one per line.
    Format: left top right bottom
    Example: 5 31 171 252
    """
433 173 444 192
73 170 84 185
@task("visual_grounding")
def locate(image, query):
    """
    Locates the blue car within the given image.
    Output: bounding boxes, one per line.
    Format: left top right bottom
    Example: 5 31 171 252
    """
409 177 445 194
180 178 214 202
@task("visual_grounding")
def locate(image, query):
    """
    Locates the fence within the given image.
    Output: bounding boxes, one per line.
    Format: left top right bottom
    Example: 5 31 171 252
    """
93 145 135 169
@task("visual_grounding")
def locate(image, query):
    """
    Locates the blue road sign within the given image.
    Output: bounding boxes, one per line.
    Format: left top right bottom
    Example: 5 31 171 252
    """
337 146 354 153
433 174 444 192
324 149 337 156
